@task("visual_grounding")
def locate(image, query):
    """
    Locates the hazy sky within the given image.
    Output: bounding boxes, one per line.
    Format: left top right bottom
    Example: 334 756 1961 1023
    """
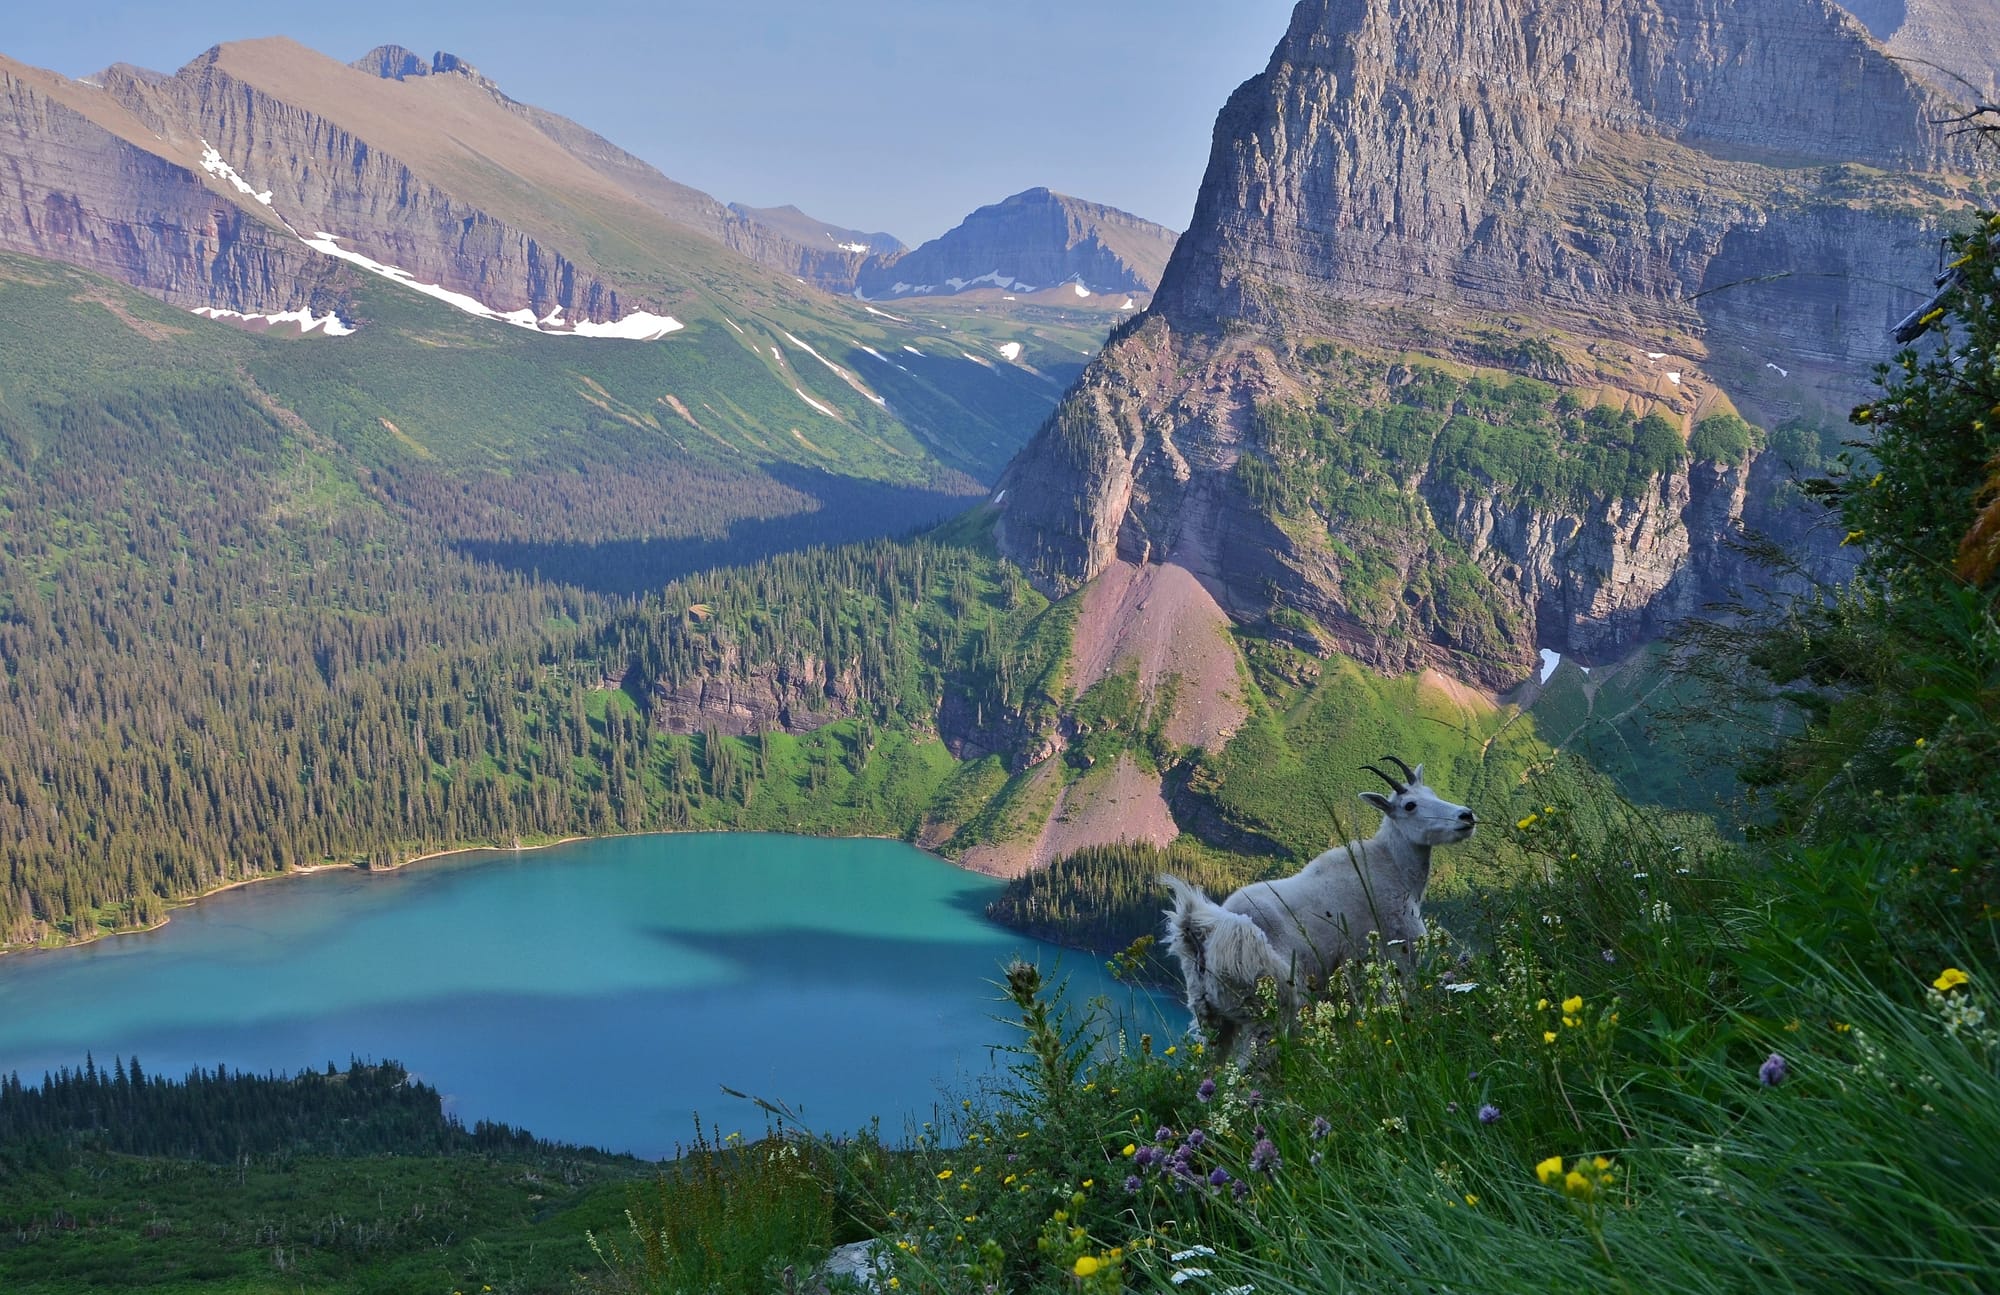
6 1 1301 244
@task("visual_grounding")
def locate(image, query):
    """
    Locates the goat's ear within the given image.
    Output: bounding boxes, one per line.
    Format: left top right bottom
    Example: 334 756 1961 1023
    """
1409 763 1426 785
1359 791 1394 815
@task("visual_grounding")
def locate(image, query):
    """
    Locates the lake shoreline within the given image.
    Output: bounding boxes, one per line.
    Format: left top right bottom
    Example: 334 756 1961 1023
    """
0 828 965 963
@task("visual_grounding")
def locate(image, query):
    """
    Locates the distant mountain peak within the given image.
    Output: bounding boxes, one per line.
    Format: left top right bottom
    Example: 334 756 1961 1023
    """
350 45 501 92
352 45 428 79
854 188 1178 302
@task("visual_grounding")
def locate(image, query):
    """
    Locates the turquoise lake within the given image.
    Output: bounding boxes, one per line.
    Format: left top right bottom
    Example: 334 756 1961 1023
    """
0 835 1171 1158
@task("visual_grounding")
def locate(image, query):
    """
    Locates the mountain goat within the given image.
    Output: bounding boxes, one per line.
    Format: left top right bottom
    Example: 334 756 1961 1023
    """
1161 757 1477 1058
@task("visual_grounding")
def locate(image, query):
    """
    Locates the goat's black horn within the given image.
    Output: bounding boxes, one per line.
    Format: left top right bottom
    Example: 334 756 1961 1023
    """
1361 764 1403 792
1385 755 1418 784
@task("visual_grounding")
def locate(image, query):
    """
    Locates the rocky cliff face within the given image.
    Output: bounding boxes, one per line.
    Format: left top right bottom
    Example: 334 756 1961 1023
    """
856 189 1178 300
1837 0 2000 102
998 0 1990 686
651 641 865 737
0 54 347 315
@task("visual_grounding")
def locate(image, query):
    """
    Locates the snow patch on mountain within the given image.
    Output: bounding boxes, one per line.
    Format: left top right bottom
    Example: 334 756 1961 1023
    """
198 140 273 206
191 305 354 336
793 387 840 418
298 231 682 340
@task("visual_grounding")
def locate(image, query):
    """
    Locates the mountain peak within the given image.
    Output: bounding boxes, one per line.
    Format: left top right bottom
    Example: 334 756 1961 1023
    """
854 189 1177 301
351 45 428 80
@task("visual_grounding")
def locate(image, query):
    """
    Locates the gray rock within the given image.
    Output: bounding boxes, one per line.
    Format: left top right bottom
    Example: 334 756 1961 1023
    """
996 0 1989 686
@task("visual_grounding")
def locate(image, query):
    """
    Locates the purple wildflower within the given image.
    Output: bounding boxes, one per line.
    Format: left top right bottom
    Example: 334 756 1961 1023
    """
1759 1052 1788 1087
1602 948 1618 964
1124 1174 1143 1194
1233 1180 1251 1201
1187 1128 1207 1149
1133 1145 1158 1169
1246 1089 1265 1110
1467 1070 1480 1081
1478 1103 1501 1125
1155 1126 1174 1143
1197 1078 1217 1103
1208 1167 1233 1188
1249 1138 1281 1173
1309 1115 1332 1139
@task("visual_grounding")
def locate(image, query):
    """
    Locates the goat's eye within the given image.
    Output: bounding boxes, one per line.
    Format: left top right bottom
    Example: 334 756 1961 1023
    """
1403 801 1416 812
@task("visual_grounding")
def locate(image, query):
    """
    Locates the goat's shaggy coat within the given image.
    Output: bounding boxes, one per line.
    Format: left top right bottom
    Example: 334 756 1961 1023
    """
1162 760 1476 1058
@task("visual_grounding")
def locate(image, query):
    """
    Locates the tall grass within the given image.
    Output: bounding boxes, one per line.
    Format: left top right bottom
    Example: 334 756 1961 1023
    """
863 760 1997 1294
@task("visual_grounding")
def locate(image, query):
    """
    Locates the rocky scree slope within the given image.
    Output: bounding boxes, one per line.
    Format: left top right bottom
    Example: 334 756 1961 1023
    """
997 0 1997 689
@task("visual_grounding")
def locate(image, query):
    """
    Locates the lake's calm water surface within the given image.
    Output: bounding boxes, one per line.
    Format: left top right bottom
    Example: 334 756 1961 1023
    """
0 835 1168 1157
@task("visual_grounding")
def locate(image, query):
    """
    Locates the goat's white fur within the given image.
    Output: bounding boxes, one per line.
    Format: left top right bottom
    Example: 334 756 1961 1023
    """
1161 760 1476 1057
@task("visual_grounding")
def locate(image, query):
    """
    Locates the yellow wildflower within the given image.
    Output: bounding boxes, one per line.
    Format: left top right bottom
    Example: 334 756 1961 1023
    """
1565 1169 1596 1199
935 1168 953 1180
1842 529 1866 546
1934 968 1970 993
1537 998 1550 1010
1003 1174 1017 1185
1544 1030 1559 1044
1562 995 1583 1015
1535 1155 1565 1185
1592 1156 1611 1170
1082 1179 1095 1189
1074 1256 1102 1278
1123 1143 1137 1157
1517 813 1539 830
1465 1193 1479 1206
1165 1045 1177 1055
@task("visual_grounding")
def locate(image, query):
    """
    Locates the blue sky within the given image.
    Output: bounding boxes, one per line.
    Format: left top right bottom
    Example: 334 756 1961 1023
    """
6 1 1300 243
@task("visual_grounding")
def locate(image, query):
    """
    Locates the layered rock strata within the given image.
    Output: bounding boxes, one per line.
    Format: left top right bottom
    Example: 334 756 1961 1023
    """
998 0 1992 686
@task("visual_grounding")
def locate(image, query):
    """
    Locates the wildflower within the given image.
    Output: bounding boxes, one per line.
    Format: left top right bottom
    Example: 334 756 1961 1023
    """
1535 1155 1565 1185
1233 1179 1251 1200
1171 1269 1212 1285
1759 1053 1787 1086
1544 1030 1559 1044
1170 1246 1218 1262
1517 813 1539 830
1309 1115 1332 1139
1601 948 1617 963
1564 1169 1596 1200
1187 1129 1207 1149
1124 1174 1142 1193
1075 1255 1102 1278
1478 1103 1501 1124
1464 1194 1479 1206
1156 1126 1174 1142
1246 1089 1265 1109
1537 998 1549 1010
1208 1167 1233 1188
1562 995 1583 1015
1934 968 1970 993
935 1169 953 1180
1250 1138 1281 1173
1123 1142 1137 1157
1842 529 1866 546
1197 1078 1217 1102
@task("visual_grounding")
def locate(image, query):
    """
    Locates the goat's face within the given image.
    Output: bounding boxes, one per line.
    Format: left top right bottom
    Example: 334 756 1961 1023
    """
1360 762 1478 847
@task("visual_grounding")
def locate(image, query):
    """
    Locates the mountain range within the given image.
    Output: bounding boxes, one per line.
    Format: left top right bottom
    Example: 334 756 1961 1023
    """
1 0 1997 935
